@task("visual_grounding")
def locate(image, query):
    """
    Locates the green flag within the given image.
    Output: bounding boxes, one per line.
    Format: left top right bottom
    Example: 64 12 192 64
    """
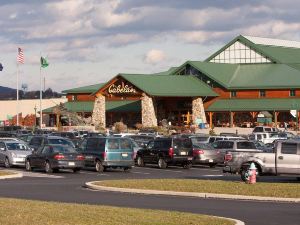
40 57 49 68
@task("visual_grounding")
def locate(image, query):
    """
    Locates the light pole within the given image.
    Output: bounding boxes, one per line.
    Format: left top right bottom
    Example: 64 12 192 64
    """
34 105 37 129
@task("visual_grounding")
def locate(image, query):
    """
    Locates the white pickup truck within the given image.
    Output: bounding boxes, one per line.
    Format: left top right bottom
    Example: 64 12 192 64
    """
223 140 300 181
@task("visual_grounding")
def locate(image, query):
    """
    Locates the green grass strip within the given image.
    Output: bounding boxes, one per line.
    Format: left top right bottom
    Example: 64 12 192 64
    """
0 198 233 225
98 179 300 198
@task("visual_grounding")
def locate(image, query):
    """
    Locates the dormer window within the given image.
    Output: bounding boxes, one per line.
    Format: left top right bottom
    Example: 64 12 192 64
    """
230 91 237 98
259 90 266 97
290 90 296 97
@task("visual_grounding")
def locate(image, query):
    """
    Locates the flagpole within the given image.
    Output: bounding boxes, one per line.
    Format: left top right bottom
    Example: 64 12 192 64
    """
40 64 42 129
17 63 19 126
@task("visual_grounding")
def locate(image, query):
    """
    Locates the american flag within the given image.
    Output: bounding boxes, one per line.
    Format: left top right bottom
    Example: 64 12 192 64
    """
17 47 24 64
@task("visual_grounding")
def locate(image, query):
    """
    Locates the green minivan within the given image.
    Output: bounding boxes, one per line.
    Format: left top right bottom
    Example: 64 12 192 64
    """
77 137 134 172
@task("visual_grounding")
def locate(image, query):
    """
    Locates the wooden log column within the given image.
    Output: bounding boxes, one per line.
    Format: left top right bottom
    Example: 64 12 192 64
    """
192 97 207 125
92 94 106 129
141 93 157 127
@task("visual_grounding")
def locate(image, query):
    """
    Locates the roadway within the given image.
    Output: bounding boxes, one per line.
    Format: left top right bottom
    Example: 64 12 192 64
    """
0 166 299 225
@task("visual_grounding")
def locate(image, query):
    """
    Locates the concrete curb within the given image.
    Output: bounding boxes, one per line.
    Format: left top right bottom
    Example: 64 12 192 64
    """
86 182 245 225
0 171 23 180
85 181 300 203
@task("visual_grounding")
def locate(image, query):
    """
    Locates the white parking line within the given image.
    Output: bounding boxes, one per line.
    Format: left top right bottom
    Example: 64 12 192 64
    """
131 171 150 175
190 168 220 172
201 175 224 177
21 171 63 178
79 171 98 175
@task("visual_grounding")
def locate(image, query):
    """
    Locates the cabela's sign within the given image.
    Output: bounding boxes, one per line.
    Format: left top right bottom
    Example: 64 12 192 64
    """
108 82 137 94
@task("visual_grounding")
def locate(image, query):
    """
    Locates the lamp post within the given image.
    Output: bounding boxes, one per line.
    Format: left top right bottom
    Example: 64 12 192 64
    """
34 105 37 129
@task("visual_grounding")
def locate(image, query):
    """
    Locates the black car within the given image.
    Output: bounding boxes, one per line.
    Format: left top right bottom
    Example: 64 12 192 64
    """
28 136 75 151
25 144 84 173
136 137 193 169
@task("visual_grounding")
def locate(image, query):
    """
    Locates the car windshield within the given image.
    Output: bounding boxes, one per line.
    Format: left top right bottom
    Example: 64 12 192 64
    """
52 145 77 153
6 142 31 151
48 138 75 147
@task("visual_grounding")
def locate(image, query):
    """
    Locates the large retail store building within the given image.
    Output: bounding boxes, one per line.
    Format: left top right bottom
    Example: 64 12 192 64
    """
44 35 300 128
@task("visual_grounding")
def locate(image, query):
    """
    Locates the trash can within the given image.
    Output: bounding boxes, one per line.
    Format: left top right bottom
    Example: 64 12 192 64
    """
199 123 205 129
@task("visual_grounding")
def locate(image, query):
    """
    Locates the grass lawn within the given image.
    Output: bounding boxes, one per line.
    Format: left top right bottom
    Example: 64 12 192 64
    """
0 198 233 225
0 171 15 176
97 179 300 198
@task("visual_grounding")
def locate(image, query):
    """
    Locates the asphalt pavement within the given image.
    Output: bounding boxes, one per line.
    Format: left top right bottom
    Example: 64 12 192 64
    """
0 165 299 225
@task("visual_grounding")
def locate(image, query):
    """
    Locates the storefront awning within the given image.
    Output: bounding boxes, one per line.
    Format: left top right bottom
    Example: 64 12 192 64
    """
43 100 141 114
207 98 300 112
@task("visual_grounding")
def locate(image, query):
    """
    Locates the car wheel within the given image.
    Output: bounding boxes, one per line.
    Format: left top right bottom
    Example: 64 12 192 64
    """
53 168 59 173
158 158 167 169
137 156 145 167
123 167 132 172
45 161 53 173
4 158 10 168
209 163 217 168
240 165 250 182
183 162 193 169
25 160 32 171
95 160 104 172
73 168 80 173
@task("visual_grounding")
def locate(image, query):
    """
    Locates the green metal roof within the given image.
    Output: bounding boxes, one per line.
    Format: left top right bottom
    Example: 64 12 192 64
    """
205 35 300 64
175 61 300 89
154 67 179 75
207 98 300 111
117 74 218 97
255 44 300 64
62 83 105 94
43 100 141 113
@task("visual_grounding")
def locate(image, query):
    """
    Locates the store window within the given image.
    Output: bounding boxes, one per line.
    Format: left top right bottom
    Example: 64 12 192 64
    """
259 90 266 97
290 90 296 97
71 95 77 101
230 91 237 98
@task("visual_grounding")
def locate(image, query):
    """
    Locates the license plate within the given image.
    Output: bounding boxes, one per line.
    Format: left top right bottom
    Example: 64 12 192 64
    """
180 152 187 155
122 153 128 157
68 162 75 166
188 157 193 160
209 159 213 163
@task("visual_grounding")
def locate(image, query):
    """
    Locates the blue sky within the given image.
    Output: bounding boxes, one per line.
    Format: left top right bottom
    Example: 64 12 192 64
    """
0 0 300 92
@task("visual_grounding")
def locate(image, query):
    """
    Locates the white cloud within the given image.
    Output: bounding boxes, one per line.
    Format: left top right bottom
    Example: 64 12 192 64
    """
144 49 166 64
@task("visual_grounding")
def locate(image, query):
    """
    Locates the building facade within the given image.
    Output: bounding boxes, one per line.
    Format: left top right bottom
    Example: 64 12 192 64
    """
44 35 300 129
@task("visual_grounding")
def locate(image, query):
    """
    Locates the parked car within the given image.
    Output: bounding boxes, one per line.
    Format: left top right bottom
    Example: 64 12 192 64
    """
248 132 286 144
252 126 278 133
77 137 134 172
196 135 245 144
0 140 32 168
136 137 194 169
124 135 155 148
25 144 84 173
223 140 300 181
28 136 75 151
192 143 223 167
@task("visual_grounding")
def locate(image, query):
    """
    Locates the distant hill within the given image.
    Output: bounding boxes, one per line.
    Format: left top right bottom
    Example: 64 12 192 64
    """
0 86 62 100
0 86 16 99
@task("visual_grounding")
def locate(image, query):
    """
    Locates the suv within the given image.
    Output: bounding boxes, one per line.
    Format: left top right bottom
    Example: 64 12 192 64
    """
252 126 278 133
136 137 193 169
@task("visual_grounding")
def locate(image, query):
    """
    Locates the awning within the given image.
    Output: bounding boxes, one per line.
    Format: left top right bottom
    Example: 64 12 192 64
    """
206 98 300 112
43 100 141 114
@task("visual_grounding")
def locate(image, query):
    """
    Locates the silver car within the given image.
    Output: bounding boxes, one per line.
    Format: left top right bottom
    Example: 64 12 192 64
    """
192 143 223 167
0 140 33 168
